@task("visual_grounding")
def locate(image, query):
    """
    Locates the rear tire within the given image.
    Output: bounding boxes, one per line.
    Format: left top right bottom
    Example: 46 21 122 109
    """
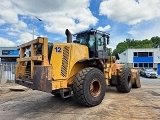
73 67 106 107
116 67 132 93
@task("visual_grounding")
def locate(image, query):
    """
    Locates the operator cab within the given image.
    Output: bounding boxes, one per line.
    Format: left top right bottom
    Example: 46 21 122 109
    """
73 29 110 60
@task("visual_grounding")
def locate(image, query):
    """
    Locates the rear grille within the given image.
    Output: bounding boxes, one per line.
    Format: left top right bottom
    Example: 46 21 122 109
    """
61 46 69 77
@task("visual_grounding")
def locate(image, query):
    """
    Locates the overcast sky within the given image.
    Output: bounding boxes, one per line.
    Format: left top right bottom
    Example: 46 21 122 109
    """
0 0 160 49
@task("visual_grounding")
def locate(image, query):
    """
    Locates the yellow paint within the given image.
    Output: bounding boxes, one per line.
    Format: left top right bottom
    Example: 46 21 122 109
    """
103 56 126 85
16 37 49 79
51 80 68 90
67 62 87 85
50 43 67 79
50 43 89 80
16 37 140 91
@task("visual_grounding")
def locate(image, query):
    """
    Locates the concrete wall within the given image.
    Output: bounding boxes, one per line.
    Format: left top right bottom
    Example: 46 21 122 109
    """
153 48 160 63
117 50 128 63
128 63 133 68
154 63 158 69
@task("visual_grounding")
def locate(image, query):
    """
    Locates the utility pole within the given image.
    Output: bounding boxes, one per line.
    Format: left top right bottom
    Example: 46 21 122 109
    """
32 16 42 39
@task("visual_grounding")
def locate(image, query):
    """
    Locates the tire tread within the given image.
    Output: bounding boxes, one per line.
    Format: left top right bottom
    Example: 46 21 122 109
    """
116 67 132 93
73 67 105 107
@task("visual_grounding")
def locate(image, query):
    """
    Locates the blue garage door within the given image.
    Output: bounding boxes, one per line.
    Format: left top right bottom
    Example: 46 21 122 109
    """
158 64 160 75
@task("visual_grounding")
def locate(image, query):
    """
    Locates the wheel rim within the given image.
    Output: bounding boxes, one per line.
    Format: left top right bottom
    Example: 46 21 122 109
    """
90 78 101 97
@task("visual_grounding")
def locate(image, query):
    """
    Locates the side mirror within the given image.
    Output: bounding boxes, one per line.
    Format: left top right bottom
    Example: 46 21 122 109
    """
107 36 110 45
115 53 120 60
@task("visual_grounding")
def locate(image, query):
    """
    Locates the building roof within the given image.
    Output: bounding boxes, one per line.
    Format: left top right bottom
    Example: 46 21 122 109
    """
122 48 160 53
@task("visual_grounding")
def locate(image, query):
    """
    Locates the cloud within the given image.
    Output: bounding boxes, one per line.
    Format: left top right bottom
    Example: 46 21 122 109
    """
5 20 28 35
109 34 127 50
97 25 111 31
12 0 98 34
0 37 16 47
0 20 5 25
128 18 160 40
7 32 17 36
14 20 27 30
99 0 160 49
0 0 98 46
0 1 19 24
99 0 160 25
16 32 38 45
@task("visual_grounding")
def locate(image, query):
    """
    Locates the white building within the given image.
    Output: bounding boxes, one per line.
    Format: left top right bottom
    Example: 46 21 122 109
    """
117 48 160 75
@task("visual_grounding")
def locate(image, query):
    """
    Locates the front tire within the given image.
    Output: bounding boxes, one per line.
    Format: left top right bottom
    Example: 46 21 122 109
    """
116 67 132 93
73 67 106 107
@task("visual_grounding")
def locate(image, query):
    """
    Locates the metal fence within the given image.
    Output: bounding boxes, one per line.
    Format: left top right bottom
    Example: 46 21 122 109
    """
0 63 16 83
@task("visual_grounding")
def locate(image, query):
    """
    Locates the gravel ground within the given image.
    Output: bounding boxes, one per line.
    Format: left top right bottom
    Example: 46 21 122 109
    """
0 77 160 120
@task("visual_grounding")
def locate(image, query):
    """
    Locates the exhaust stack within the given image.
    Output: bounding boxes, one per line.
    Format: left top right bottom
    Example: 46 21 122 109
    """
65 29 72 43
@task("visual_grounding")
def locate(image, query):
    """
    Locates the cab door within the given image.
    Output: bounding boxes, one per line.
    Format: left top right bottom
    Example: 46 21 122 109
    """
96 34 108 60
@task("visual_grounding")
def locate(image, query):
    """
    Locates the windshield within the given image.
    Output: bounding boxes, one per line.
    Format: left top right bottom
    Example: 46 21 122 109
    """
75 32 105 51
76 33 96 50
76 33 89 45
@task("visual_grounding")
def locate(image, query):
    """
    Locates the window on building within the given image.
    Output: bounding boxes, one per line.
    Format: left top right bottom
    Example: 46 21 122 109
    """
138 52 148 57
144 63 148 67
134 63 153 68
149 63 153 67
149 52 153 57
133 52 137 56
139 63 143 67
134 63 138 67
138 52 143 57
143 52 148 57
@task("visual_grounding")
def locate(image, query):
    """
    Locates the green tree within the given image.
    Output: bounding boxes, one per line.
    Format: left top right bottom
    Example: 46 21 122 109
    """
151 36 160 48
112 38 154 55
106 48 112 56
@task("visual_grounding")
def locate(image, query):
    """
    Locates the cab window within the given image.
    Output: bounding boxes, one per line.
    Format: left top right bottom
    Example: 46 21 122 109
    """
88 34 95 49
96 34 103 51
76 33 89 45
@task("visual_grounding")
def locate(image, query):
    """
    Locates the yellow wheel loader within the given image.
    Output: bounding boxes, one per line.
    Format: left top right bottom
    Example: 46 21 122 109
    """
15 29 141 107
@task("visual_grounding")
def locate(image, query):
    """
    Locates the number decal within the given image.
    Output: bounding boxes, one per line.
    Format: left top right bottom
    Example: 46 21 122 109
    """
55 47 61 52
